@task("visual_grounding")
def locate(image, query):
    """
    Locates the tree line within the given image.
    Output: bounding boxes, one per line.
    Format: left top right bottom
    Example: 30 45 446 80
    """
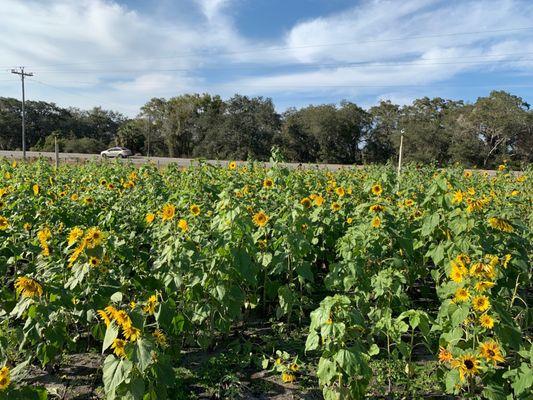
0 90 531 168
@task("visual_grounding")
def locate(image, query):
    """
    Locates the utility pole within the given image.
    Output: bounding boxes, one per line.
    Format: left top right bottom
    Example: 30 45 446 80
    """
396 129 404 191
11 67 34 161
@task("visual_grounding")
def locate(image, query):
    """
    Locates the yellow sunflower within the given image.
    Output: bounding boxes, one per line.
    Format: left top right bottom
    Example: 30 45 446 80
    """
454 288 470 303
281 372 296 383
472 295 490 312
143 294 158 315
371 184 383 196
253 211 269 227
438 347 453 363
331 202 341 212
178 219 189 232
190 204 201 216
161 204 176 221
335 187 345 197
122 325 141 342
228 161 237 170
479 314 495 329
369 204 384 213
67 227 84 246
0 216 8 230
488 217 513 233
263 178 274 189
371 216 381 228
314 195 324 206
0 366 10 391
300 197 312 209
14 276 43 298
452 354 480 382
111 339 127 358
145 213 155 224
479 341 505 365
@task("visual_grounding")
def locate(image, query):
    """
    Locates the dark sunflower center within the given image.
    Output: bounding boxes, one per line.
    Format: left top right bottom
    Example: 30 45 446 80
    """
488 350 495 357
464 359 474 369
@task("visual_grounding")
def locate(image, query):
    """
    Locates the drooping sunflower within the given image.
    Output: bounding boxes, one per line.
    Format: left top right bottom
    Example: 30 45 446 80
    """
479 314 495 329
253 211 269 227
190 204 201 216
67 227 84 246
83 227 103 249
474 281 495 292
153 329 168 347
314 195 324 206
450 260 468 283
369 204 384 213
452 354 480 382
97 309 111 327
438 347 453 363
371 184 383 196
331 202 341 212
178 219 189 232
502 254 512 268
0 216 8 230
111 338 127 358
454 288 470 303
472 295 490 312
0 366 10 391
300 197 312 209
371 216 381 228
281 372 296 383
122 325 141 342
33 184 40 196
114 310 132 328
143 294 158 315
479 341 505 365
488 217 513 233
14 277 43 298
161 204 176 221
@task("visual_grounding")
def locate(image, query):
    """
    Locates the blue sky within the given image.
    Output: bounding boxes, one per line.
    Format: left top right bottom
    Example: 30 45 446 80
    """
1 0 532 115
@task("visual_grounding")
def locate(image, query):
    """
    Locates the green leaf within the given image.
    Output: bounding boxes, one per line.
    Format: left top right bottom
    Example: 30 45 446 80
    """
305 331 320 351
131 338 155 373
317 357 336 384
102 322 119 353
102 355 133 399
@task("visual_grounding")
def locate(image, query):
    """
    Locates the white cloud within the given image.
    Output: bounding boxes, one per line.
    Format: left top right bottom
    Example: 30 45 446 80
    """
0 0 531 115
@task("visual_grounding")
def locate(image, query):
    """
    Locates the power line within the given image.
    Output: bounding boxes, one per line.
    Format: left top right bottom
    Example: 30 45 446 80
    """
2 26 532 70
27 55 533 75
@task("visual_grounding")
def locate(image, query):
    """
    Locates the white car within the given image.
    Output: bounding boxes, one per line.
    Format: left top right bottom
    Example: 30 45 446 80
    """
100 147 132 158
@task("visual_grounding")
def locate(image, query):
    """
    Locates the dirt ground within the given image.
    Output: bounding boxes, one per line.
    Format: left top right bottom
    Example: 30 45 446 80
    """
22 352 321 400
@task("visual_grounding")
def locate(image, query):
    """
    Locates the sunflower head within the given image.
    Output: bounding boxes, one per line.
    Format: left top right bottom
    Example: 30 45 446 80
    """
300 197 312 209
371 216 381 228
0 366 10 391
371 184 383 196
472 295 490 312
190 204 201 216
161 204 176 221
145 213 155 224
479 341 505 365
479 314 495 329
452 354 480 382
252 211 269 227
263 178 274 189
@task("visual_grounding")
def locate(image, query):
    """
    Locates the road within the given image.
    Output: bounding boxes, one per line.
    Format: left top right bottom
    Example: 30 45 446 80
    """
0 150 350 170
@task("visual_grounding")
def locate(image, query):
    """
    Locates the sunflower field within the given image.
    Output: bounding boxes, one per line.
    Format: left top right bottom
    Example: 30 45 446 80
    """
0 158 531 400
